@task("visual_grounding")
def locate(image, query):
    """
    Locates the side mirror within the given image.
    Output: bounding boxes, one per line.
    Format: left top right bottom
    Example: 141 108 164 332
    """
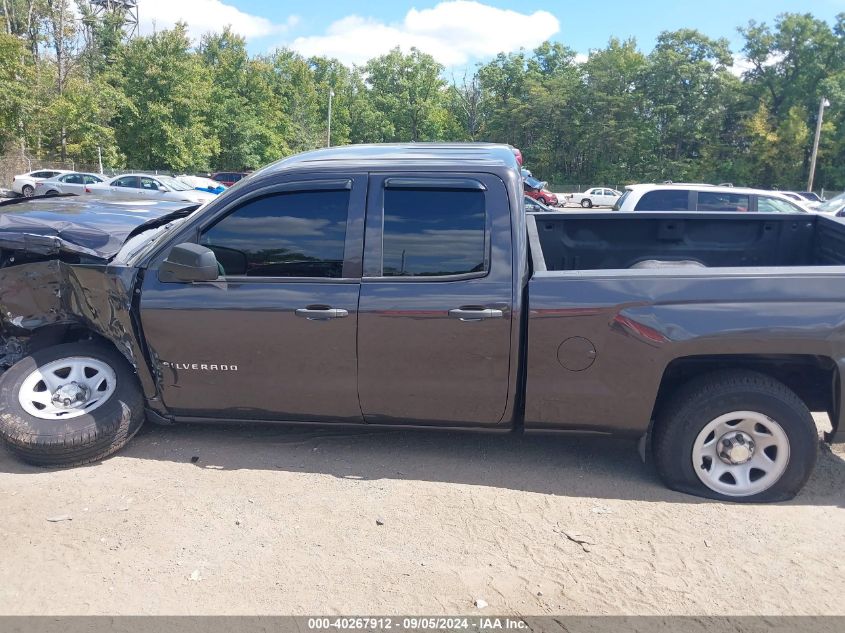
159 243 219 282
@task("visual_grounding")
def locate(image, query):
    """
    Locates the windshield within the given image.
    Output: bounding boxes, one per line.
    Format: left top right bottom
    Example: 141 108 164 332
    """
157 175 193 191
816 192 845 214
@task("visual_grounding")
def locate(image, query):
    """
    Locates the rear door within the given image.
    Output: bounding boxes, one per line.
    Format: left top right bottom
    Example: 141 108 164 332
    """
109 176 140 199
357 173 514 426
139 174 367 421
60 173 85 194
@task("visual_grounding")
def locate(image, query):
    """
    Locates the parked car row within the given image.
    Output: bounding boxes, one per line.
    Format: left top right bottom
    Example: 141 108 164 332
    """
9 169 252 199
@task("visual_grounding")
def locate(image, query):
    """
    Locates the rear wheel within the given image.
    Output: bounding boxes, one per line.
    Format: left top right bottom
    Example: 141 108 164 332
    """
45 189 59 196
653 370 818 502
0 342 144 467
580 198 592 208
21 184 34 197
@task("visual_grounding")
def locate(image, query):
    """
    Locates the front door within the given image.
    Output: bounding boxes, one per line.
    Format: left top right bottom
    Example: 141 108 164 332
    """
357 173 514 426
139 174 366 422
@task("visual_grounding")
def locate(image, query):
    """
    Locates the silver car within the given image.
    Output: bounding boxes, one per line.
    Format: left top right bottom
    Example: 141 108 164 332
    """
33 172 104 196
88 174 217 204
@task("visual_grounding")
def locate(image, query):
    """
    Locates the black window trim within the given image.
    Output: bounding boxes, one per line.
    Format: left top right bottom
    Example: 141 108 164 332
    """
364 173 492 283
193 178 360 283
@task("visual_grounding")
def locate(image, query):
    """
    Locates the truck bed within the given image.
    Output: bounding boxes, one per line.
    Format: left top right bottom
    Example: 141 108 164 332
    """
529 212 845 271
524 212 845 437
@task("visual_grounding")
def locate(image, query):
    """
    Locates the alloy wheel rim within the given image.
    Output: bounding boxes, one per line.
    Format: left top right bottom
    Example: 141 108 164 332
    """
18 357 117 420
691 410 790 497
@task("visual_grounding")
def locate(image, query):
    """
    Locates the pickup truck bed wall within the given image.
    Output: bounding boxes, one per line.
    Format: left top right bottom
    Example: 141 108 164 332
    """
532 213 845 270
525 213 845 436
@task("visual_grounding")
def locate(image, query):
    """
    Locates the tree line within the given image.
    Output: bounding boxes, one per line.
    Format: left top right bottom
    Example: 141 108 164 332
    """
1 2 844 191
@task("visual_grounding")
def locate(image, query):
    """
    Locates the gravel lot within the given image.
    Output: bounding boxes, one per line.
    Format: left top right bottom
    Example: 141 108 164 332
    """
0 415 843 616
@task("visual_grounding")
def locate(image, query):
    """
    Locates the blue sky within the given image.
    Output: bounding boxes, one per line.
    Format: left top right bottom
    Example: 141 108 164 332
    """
140 0 845 67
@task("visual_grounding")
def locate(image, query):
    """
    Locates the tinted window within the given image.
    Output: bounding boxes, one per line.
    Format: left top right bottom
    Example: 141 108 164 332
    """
84 175 103 184
381 187 486 277
201 189 349 278
634 190 690 211
64 174 83 184
758 196 803 213
113 176 139 188
697 191 749 212
32 171 53 178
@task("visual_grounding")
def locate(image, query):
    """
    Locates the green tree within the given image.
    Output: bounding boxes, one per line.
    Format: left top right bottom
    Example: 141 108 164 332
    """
642 29 734 180
113 24 216 170
365 47 448 142
0 27 31 152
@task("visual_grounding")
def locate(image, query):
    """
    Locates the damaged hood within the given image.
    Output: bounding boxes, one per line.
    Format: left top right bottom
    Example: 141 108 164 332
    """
0 196 198 260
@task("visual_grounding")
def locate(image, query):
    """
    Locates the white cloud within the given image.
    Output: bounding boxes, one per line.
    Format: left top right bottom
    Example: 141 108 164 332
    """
139 0 297 41
729 52 785 77
288 1 560 66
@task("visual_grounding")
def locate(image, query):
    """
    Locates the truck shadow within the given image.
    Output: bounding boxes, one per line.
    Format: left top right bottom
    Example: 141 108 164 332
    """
39 421 845 505
1 421 843 505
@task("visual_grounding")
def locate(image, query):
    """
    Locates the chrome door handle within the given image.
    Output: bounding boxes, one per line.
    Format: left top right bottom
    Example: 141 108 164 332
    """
448 308 504 321
295 307 349 320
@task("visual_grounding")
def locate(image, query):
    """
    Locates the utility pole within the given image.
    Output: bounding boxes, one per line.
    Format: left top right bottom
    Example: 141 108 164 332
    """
807 97 831 192
327 89 334 148
97 145 103 174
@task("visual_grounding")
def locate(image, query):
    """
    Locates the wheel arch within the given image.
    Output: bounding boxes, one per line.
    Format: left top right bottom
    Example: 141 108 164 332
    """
649 354 839 443
7 323 138 373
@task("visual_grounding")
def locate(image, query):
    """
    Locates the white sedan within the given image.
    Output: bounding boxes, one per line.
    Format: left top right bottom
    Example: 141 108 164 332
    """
11 169 73 197
34 172 105 196
571 187 623 208
88 174 217 204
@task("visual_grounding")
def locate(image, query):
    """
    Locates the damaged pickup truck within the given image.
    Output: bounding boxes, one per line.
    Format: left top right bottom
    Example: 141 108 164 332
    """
1 144 843 502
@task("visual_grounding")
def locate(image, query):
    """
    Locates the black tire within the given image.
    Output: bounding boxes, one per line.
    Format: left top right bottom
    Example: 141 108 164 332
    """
580 198 592 208
652 369 818 502
21 184 34 197
0 342 144 467
45 189 59 196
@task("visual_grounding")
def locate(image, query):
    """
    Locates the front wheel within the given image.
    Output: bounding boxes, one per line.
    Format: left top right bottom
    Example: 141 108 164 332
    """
580 198 593 208
0 342 145 467
653 370 818 502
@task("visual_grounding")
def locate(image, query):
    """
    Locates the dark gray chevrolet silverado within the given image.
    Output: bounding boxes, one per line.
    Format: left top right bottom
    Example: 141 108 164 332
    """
1 144 843 502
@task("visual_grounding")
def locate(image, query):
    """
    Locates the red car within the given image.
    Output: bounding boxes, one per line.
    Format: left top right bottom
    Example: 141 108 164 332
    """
211 171 250 187
524 176 559 206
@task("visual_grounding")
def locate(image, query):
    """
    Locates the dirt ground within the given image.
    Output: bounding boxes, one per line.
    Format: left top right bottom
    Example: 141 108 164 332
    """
0 414 843 616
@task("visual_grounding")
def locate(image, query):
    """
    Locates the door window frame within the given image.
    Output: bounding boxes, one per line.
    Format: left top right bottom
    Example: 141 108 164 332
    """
113 176 140 188
152 172 367 284
362 173 494 282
